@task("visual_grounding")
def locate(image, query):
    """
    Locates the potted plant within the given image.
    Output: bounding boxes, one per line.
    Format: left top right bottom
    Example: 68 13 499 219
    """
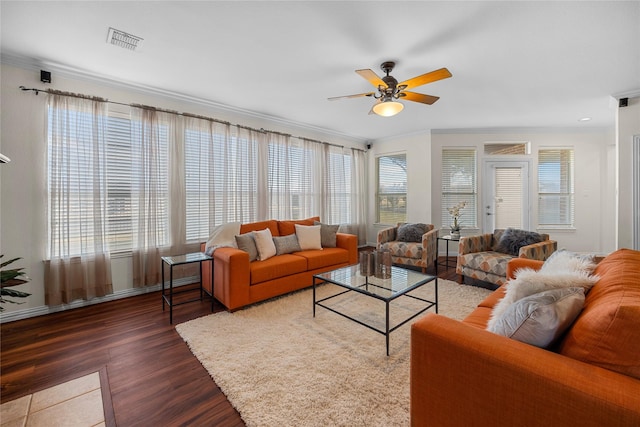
1 255 31 312
447 201 466 238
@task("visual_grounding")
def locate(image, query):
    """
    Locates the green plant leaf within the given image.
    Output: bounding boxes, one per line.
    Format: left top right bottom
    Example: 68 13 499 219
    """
1 288 31 298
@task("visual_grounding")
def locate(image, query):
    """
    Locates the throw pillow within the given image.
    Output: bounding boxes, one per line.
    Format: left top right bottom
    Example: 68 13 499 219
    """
495 228 545 256
487 267 599 330
488 287 585 348
204 221 241 256
273 234 301 255
253 228 277 261
235 233 258 262
295 224 322 251
314 221 339 248
396 223 428 242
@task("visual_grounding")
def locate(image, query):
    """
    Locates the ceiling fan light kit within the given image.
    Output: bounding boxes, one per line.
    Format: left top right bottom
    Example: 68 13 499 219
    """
329 61 452 117
372 100 404 117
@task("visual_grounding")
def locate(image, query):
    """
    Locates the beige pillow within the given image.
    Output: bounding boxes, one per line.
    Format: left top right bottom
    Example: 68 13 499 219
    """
253 228 277 261
295 224 322 251
488 287 585 348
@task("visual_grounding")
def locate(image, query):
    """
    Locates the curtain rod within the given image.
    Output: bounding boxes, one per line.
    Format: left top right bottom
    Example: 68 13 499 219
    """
19 86 365 153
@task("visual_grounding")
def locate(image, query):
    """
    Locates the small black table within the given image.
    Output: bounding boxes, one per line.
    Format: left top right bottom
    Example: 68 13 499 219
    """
437 235 460 270
161 252 214 324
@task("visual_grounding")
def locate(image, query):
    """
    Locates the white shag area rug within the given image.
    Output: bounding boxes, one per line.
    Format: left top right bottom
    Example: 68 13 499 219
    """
176 278 491 427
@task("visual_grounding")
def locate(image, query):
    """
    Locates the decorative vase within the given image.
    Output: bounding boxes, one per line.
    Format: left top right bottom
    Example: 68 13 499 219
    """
450 229 460 239
359 251 375 276
374 250 392 279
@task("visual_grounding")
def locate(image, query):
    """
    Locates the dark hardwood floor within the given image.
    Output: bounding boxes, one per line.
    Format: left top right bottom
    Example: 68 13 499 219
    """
1 257 461 426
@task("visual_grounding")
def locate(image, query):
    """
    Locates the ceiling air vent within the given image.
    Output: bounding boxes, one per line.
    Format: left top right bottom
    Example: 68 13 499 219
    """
107 27 143 51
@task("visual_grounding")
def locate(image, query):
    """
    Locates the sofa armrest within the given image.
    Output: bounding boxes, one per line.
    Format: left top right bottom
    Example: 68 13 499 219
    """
507 257 544 279
457 233 493 255
411 313 640 427
336 232 358 265
211 247 251 311
421 228 439 266
518 239 557 260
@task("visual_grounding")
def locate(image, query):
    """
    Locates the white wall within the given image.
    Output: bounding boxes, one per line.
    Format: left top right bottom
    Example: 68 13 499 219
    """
366 132 432 245
0 63 364 319
616 96 640 249
430 129 616 253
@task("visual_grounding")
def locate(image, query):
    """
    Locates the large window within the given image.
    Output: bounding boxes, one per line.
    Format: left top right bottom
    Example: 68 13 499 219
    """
377 154 407 224
184 124 258 242
538 148 574 227
441 149 477 229
48 100 367 255
47 108 170 255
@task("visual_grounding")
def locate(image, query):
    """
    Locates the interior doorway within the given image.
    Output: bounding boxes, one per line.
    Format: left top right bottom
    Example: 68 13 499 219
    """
482 161 530 232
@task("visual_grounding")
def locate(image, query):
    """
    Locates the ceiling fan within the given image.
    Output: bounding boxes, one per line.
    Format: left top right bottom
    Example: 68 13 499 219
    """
328 61 452 117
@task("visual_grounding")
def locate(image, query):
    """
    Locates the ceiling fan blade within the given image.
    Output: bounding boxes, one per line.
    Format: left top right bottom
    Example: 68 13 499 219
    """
398 68 452 90
402 91 440 105
356 69 386 88
328 92 375 101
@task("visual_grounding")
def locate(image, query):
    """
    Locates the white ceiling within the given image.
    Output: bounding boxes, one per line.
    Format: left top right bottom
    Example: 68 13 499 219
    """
2 1 639 141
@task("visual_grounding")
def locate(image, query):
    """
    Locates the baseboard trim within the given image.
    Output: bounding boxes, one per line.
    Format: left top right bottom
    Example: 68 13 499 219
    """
0 276 199 324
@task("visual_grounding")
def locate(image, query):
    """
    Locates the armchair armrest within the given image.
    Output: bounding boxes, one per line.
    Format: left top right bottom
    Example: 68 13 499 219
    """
421 228 439 266
411 314 640 427
518 239 557 261
457 233 493 255
376 226 397 248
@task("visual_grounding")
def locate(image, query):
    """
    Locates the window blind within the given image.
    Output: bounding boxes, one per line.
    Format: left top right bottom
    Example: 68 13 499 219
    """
377 154 407 224
538 148 574 227
441 149 477 229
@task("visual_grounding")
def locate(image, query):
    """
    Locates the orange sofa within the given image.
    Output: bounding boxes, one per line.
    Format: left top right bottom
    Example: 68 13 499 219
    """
200 217 358 311
411 248 640 426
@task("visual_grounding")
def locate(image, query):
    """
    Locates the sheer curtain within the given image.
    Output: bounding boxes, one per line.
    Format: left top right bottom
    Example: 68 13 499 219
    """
44 94 113 305
130 106 175 287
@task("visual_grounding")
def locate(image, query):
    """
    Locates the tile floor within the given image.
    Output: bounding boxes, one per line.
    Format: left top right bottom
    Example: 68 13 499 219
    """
0 372 105 427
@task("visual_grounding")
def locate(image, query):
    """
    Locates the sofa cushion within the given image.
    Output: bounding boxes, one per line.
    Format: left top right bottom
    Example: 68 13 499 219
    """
295 224 322 250
240 220 279 236
273 234 301 255
397 223 428 242
495 228 545 256
253 228 277 261
558 248 640 380
249 254 308 285
379 241 423 259
458 251 513 278
235 232 258 262
295 247 349 270
314 221 339 248
488 287 585 348
277 216 320 236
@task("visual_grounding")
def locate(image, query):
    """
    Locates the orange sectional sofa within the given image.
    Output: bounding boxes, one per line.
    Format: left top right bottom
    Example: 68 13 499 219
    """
200 217 358 311
411 248 640 426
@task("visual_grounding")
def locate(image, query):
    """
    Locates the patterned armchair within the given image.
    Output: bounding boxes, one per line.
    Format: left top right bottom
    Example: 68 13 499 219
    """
377 223 439 273
456 229 557 287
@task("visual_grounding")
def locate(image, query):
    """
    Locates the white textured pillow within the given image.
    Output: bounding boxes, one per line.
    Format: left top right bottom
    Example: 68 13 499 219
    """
205 221 241 255
540 249 597 275
295 224 322 251
487 268 598 331
253 228 277 261
488 287 585 348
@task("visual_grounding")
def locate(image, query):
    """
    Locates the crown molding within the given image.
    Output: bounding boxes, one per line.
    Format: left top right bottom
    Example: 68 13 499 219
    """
1 52 367 144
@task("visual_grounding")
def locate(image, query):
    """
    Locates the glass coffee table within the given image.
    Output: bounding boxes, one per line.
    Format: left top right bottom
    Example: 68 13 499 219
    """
313 265 437 355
